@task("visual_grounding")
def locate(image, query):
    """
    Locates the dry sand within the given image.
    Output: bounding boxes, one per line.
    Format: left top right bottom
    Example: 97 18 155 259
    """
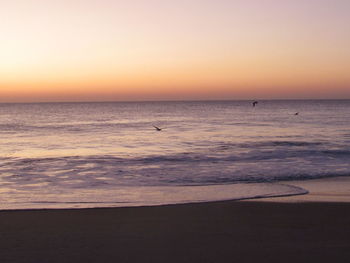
1 177 350 263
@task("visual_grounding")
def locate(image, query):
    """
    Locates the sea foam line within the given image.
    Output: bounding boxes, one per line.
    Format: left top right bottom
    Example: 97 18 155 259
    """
0 182 308 210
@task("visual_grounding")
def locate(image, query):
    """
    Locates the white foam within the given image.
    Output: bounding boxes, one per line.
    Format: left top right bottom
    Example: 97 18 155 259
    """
0 182 307 210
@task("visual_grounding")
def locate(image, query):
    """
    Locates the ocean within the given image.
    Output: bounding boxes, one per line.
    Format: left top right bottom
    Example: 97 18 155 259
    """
0 100 349 209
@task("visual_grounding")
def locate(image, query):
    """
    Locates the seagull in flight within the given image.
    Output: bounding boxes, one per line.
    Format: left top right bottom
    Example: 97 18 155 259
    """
252 101 258 107
153 125 162 131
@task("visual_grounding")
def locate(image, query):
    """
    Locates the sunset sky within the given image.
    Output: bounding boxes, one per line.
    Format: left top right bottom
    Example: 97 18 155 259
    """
0 0 349 102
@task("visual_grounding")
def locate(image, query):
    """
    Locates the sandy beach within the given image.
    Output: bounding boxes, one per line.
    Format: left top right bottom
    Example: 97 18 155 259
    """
0 177 350 263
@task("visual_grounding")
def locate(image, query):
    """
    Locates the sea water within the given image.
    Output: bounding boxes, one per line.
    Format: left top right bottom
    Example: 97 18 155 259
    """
0 100 349 209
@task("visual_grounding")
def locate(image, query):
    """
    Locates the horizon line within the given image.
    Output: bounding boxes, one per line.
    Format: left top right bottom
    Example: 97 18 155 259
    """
1 98 350 104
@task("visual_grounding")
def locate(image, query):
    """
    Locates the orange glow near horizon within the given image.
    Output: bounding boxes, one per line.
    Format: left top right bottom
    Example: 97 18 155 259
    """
1 0 349 102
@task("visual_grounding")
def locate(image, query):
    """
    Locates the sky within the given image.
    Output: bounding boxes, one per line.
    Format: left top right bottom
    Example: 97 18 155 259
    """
0 0 349 102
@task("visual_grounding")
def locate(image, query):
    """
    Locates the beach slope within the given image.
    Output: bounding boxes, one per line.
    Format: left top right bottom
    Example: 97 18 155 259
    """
1 200 350 263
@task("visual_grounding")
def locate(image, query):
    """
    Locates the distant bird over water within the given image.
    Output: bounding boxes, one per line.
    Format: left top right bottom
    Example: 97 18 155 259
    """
252 101 258 107
295 112 299 115
153 125 162 131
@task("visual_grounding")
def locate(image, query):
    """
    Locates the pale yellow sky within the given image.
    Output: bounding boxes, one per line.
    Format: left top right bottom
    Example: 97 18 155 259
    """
0 0 349 102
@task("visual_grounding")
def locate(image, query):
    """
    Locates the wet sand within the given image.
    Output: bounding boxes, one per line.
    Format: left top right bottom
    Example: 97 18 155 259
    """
250 176 350 202
1 177 350 263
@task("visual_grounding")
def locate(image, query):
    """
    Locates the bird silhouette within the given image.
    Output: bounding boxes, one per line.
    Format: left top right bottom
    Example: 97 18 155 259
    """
294 112 299 115
252 101 258 107
153 125 162 131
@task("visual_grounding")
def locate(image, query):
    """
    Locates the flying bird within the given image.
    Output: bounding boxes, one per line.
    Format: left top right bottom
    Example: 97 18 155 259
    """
153 125 162 131
252 101 258 107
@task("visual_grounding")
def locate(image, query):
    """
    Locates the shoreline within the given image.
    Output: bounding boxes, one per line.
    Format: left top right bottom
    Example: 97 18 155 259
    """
251 176 350 202
1 176 350 262
1 175 350 212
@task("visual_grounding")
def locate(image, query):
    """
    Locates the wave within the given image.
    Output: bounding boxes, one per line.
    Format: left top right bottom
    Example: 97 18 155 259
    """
1 147 349 191
216 140 325 150
0 182 308 210
3 147 349 169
